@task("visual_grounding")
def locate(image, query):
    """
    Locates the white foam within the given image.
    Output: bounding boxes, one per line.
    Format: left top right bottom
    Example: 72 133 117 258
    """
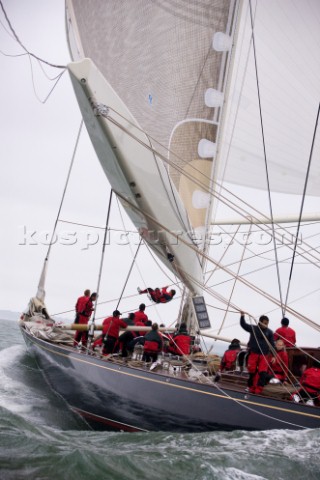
0 344 47 415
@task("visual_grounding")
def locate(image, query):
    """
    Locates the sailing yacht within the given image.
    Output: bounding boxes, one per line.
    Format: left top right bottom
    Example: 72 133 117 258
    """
19 0 320 431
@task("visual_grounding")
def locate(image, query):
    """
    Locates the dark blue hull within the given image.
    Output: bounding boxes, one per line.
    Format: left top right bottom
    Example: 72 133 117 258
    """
21 326 320 432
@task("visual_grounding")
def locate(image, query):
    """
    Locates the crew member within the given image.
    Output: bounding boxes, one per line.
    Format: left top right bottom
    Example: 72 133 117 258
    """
118 313 146 357
168 323 191 356
274 317 296 347
73 292 97 349
240 311 275 395
220 339 242 372
267 339 288 383
134 303 148 325
74 289 91 324
143 322 163 362
138 286 176 304
101 310 128 355
292 359 320 406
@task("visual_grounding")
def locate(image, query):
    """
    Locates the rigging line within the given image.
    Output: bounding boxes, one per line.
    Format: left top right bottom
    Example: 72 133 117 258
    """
114 189 320 331
284 101 320 313
114 194 168 323
205 230 320 282
112 200 165 323
38 69 66 104
249 0 284 317
88 189 113 350
216 222 253 336
36 57 66 81
116 238 143 311
0 49 28 58
207 241 320 294
206 303 238 314
105 107 320 267
206 226 320 289
44 120 83 262
0 0 65 69
144 242 179 288
105 110 320 267
204 224 241 286
266 286 320 316
28 62 66 104
59 219 137 233
114 195 149 284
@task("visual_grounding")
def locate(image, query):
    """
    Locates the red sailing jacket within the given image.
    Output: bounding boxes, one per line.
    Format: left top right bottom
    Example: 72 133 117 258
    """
134 310 148 325
133 319 146 337
220 348 241 371
76 298 93 324
169 334 191 355
144 330 162 352
102 316 128 338
75 295 90 314
158 287 173 303
267 350 288 380
274 326 296 347
301 368 320 393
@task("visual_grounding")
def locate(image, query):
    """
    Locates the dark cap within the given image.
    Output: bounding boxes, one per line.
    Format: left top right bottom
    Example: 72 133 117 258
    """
231 338 240 345
113 310 121 316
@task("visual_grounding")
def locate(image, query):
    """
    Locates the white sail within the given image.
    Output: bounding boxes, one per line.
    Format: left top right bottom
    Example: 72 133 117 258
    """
218 0 320 196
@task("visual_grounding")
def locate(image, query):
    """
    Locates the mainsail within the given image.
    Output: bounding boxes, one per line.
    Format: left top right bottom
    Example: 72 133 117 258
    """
65 0 240 296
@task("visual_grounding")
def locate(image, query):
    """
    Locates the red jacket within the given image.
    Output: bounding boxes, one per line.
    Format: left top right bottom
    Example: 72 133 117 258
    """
274 326 296 347
134 310 148 325
158 287 173 303
169 333 191 355
144 330 162 352
102 316 128 338
75 295 90 314
301 368 320 393
267 350 288 381
133 319 146 337
77 298 94 324
220 348 241 371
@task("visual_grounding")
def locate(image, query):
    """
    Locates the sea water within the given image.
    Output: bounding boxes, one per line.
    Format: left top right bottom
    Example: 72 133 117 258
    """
0 314 319 480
